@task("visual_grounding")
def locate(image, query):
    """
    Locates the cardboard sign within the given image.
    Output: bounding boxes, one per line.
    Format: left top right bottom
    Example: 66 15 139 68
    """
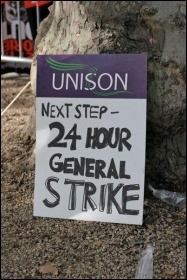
34 54 147 225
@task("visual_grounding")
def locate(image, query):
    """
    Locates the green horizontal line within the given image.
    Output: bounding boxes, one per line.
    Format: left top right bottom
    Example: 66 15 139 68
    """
47 57 87 68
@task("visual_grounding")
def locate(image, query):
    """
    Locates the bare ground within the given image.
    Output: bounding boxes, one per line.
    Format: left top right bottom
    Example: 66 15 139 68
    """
1 76 186 279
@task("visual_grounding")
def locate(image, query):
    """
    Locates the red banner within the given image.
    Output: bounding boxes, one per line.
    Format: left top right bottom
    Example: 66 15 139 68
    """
1 1 52 7
24 1 52 9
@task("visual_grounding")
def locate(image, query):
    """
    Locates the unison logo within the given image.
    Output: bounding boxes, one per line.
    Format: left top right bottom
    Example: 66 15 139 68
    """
47 57 132 96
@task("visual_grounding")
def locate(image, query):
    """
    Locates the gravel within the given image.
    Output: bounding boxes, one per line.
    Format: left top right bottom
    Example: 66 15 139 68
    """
1 76 186 279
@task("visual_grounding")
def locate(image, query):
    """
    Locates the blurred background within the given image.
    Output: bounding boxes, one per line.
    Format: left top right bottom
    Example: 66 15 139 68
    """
1 1 52 74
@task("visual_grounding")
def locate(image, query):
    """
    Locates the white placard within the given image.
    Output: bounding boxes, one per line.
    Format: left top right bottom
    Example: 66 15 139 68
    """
34 54 147 225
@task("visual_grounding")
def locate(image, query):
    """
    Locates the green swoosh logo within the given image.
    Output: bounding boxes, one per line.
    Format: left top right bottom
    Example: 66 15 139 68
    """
46 57 132 96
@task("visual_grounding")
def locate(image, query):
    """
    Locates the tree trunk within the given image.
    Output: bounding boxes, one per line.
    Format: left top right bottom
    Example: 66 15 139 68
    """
24 1 186 191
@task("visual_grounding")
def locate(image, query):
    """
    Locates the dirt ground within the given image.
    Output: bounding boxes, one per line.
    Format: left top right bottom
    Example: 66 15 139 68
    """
1 75 186 279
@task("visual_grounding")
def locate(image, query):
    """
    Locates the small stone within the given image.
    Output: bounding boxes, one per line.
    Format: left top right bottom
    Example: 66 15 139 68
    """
166 230 173 234
180 5 186 15
93 240 102 247
143 215 158 225
144 199 149 206
166 218 173 223
164 270 177 276
38 263 58 276
145 224 154 230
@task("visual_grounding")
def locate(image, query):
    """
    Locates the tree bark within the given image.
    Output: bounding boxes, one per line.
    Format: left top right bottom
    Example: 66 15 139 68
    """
24 1 186 191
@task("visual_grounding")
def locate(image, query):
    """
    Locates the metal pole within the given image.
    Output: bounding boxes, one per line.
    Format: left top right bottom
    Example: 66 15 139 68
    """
1 55 32 64
36 2 40 33
17 1 22 57
1 4 4 55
